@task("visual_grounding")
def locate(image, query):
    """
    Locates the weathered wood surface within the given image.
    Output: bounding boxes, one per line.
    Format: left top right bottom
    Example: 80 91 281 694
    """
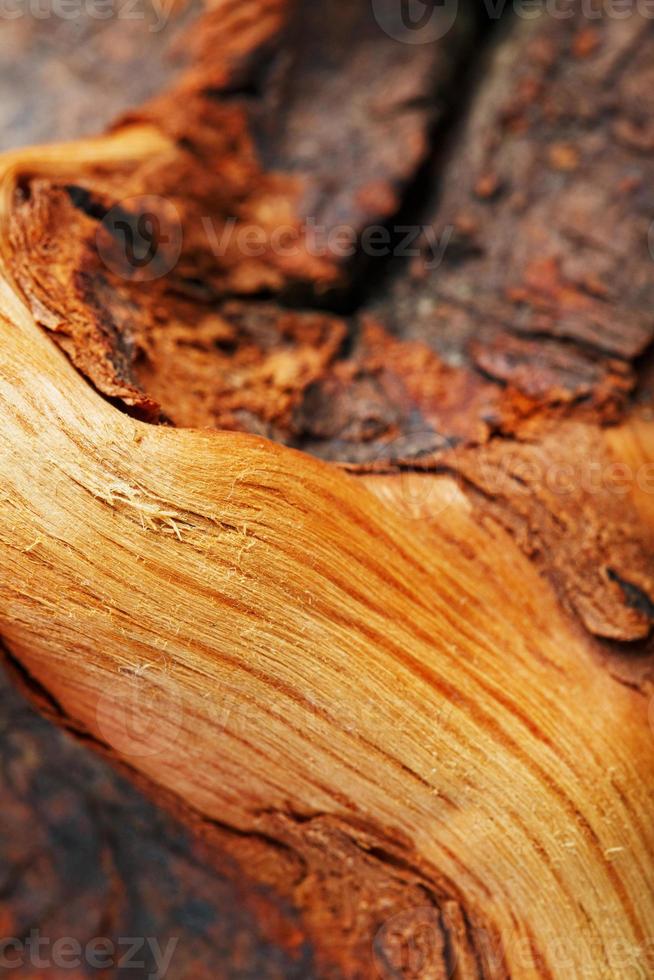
1 2 654 978
0 10 319 979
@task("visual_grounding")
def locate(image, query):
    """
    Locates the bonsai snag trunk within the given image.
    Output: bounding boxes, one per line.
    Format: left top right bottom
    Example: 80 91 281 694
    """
1 2 654 977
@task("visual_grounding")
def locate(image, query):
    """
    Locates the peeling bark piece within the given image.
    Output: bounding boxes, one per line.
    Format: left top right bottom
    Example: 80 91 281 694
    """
293 318 503 464
441 422 654 641
136 302 347 435
10 182 160 416
10 180 346 427
291 317 636 465
9 161 332 416
376 5 654 403
468 328 634 410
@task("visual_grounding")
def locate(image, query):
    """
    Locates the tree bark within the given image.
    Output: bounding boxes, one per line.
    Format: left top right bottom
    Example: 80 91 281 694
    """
1 2 654 978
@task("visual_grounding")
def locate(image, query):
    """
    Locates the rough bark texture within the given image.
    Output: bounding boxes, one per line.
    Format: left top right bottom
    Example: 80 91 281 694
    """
1 2 654 979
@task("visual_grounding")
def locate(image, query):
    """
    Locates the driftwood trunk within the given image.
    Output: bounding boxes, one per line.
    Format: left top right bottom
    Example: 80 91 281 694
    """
1 2 654 977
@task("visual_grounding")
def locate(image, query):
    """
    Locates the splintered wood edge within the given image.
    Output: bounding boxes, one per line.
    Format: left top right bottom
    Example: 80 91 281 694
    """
1 124 654 977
